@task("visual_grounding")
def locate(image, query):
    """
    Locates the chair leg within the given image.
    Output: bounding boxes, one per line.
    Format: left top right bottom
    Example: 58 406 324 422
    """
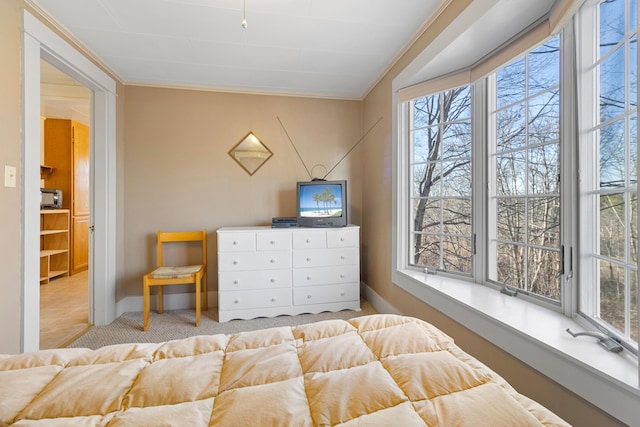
158 286 164 314
195 276 201 327
143 277 150 331
203 271 208 311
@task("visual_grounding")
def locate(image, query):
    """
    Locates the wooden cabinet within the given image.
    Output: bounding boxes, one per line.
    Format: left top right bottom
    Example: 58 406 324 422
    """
217 226 360 322
72 216 89 273
44 119 90 275
40 209 70 284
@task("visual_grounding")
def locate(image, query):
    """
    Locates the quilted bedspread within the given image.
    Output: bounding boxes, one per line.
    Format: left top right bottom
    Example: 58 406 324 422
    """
0 314 570 426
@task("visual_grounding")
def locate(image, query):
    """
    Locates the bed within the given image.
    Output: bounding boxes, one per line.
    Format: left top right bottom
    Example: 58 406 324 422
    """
0 314 569 426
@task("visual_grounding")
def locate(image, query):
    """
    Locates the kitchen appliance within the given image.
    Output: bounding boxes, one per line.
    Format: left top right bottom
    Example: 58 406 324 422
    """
40 188 63 209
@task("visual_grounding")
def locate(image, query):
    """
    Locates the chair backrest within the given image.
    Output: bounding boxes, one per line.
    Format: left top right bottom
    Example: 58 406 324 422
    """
156 230 207 268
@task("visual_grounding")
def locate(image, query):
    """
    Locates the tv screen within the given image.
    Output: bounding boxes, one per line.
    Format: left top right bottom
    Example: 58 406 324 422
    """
297 180 347 227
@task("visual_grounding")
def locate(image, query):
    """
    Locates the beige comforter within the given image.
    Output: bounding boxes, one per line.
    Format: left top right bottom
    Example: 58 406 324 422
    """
0 314 569 426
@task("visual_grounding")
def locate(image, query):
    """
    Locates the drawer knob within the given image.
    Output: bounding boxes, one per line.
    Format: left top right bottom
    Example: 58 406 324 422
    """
270 278 276 283
270 240 275 245
270 259 276 263
340 237 345 242
340 256 345 260
306 276 311 281
307 295 312 299
233 260 239 265
306 239 311 243
233 280 239 285
306 257 311 262
232 240 238 245
234 299 240 304
271 297 277 302
340 292 346 296
340 274 345 279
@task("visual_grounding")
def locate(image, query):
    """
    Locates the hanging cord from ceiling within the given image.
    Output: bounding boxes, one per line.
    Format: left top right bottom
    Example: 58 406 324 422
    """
241 0 247 29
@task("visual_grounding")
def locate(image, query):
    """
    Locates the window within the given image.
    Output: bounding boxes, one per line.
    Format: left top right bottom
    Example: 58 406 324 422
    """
489 36 562 302
401 1 638 352
579 0 638 346
393 0 639 419
409 86 473 274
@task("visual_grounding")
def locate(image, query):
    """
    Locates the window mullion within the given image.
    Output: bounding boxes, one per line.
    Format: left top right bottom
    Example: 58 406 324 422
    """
473 81 488 284
561 21 579 316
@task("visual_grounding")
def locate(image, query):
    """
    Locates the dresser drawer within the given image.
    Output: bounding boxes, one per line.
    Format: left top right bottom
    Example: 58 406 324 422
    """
220 288 292 310
257 231 291 251
292 230 327 249
294 283 359 306
327 228 359 248
293 265 359 287
218 251 292 271
218 232 256 252
219 269 292 291
292 247 359 268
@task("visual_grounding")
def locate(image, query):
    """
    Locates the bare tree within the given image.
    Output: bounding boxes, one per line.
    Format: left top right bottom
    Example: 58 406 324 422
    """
412 87 472 271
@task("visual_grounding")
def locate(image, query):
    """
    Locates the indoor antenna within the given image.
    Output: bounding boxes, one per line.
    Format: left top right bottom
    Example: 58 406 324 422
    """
321 116 382 179
278 116 312 180
277 116 383 180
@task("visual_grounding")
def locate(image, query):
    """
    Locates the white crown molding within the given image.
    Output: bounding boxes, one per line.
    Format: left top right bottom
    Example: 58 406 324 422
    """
126 80 362 101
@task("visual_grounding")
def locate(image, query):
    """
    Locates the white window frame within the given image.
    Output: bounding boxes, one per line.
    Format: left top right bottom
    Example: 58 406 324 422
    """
390 2 640 424
487 36 564 305
408 86 474 276
577 0 639 351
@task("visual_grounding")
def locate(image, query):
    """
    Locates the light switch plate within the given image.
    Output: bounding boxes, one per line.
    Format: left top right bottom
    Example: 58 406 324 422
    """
4 165 16 187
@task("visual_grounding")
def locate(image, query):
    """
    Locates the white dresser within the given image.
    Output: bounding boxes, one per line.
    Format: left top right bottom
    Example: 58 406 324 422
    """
217 226 360 322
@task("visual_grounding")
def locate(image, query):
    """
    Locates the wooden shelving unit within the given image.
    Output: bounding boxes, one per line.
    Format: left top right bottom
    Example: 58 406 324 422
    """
44 119 90 275
40 209 70 284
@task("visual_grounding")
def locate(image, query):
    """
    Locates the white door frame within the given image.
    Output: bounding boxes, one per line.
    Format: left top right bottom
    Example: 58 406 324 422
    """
22 11 117 352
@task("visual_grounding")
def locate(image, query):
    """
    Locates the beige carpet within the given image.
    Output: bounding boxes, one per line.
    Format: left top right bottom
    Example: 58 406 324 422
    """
67 300 377 350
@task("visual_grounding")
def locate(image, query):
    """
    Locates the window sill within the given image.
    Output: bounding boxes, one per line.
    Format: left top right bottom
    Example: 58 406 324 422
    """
392 268 640 426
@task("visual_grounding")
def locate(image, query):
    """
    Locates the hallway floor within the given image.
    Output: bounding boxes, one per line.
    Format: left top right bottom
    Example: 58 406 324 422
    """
40 270 90 349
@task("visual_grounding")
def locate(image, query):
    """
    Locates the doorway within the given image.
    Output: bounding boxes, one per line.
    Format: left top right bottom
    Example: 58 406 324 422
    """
39 60 91 349
22 11 117 352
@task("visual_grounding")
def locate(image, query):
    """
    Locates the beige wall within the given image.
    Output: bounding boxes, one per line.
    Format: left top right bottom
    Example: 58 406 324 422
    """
0 1 626 424
122 86 363 299
0 1 126 354
0 0 23 353
360 5 625 427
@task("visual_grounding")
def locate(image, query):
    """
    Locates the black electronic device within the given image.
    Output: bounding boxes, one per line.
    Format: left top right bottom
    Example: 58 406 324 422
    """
272 217 298 228
296 180 347 228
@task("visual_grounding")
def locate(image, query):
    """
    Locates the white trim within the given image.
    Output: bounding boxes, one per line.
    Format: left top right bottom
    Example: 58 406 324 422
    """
91 89 117 325
360 283 402 315
25 0 122 85
21 32 42 352
21 11 117 351
23 14 114 93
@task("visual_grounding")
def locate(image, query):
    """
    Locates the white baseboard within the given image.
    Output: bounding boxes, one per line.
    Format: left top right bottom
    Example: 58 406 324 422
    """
115 291 219 317
360 282 402 315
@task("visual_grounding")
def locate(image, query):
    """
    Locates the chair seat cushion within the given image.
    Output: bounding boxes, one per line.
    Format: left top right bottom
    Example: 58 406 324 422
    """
149 265 202 279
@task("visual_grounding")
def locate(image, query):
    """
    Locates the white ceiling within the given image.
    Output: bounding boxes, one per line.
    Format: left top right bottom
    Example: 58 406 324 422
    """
34 0 559 101
34 0 441 99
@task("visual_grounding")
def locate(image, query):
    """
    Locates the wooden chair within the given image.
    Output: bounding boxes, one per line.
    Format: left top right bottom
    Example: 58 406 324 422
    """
143 230 207 331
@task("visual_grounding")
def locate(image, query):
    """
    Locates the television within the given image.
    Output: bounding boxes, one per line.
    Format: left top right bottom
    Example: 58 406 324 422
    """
296 180 348 227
